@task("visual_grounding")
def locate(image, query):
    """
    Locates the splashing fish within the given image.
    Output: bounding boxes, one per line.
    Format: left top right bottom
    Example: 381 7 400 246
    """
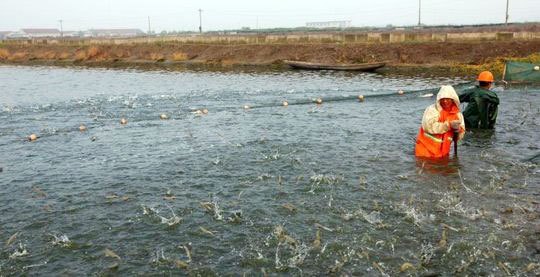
199 227 215 236
104 248 121 260
50 233 72 247
6 232 20 247
9 243 29 259
200 199 223 220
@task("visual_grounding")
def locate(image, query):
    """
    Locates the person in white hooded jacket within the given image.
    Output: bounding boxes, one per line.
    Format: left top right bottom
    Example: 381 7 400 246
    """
415 85 466 158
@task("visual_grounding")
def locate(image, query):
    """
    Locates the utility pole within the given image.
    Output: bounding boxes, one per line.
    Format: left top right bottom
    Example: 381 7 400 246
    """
256 16 259 42
418 0 421 26
58 19 63 37
198 9 203 33
505 0 509 25
147 16 151 35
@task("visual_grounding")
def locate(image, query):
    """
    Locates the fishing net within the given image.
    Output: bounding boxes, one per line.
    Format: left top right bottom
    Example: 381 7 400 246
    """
503 61 540 83
245 81 476 109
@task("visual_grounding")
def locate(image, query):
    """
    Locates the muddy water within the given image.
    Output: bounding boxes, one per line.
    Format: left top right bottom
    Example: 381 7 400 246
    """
0 65 538 275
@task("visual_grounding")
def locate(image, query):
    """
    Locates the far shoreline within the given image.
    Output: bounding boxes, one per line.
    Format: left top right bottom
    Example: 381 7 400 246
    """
0 59 483 78
1 39 539 78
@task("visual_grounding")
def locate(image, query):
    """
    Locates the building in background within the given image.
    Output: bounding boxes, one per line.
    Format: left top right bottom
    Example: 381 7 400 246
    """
62 31 82 38
306 21 352 29
0 31 12 39
7 29 62 39
2 28 145 39
86 29 145 38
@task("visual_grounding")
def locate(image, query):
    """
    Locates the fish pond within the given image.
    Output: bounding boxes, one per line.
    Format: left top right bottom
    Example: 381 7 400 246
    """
0 65 538 276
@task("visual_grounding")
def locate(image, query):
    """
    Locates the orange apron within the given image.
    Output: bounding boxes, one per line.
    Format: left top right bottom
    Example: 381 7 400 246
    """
415 105 463 158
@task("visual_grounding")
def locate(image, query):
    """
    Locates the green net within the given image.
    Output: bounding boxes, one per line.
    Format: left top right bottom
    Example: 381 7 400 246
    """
503 61 540 83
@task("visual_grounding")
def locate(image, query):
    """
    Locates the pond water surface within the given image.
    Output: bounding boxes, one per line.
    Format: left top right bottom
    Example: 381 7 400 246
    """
0 65 538 275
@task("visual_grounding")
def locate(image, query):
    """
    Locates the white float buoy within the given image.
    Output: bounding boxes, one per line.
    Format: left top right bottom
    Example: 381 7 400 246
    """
193 108 208 115
159 114 168 120
28 134 38 141
120 118 128 125
243 105 250 110
283 101 289 107
358 95 365 102
315 98 323 104
398 90 405 95
534 65 539 71
79 124 87 132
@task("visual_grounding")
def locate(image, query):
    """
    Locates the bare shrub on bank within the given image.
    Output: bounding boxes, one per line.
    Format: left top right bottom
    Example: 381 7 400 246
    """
87 46 101 59
74 50 86 61
172 52 188 61
111 49 130 59
149 52 165 61
58 52 71 60
0 48 10 60
9 52 27 61
36 51 57 60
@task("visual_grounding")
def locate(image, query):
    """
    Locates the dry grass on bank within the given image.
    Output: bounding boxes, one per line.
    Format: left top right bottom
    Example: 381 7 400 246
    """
87 46 101 59
0 48 9 59
9 52 27 61
450 52 540 77
172 52 188 61
74 50 86 61
35 51 57 60
58 52 71 60
149 53 165 61
513 52 540 63
72 46 106 61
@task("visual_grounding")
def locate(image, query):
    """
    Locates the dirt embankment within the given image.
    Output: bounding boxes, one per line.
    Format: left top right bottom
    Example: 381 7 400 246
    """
1 41 540 75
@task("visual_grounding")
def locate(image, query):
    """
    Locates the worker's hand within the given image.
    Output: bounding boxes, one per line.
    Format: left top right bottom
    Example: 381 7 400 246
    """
449 120 461 131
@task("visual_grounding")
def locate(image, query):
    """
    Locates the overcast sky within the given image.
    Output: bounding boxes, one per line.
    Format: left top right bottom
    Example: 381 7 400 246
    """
1 0 539 32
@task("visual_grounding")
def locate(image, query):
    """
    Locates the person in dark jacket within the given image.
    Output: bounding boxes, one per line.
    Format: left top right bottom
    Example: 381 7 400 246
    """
459 71 500 129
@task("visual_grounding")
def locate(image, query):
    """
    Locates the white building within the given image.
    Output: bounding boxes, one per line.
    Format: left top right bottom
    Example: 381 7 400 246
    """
306 21 352 29
8 29 62 38
62 31 81 38
0 31 12 39
86 29 145 38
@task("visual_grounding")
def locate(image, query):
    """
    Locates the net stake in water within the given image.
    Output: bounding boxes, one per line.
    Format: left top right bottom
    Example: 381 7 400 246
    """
453 131 459 157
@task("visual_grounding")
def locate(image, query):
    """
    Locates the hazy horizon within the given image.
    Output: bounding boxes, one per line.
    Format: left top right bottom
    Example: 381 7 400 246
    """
1 0 539 32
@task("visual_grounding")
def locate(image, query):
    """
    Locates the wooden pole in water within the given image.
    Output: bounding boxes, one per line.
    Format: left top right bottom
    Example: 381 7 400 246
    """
453 131 459 157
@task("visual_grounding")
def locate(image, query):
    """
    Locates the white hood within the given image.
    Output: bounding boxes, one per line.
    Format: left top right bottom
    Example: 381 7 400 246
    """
435 85 460 111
